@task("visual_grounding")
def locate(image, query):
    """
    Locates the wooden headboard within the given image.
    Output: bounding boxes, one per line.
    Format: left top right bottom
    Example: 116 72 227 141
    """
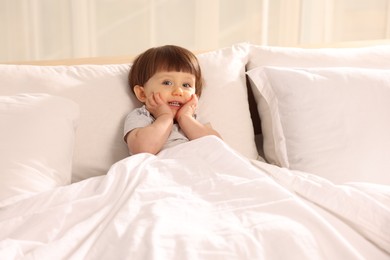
4 39 390 66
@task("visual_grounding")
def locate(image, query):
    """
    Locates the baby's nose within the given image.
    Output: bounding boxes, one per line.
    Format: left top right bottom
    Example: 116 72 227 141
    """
172 87 183 96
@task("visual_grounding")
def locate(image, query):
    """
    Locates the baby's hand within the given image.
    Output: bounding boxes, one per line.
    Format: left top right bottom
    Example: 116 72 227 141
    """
146 92 173 119
176 94 198 121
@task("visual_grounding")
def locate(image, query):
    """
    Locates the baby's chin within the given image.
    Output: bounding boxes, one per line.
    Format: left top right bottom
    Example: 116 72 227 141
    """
169 108 179 117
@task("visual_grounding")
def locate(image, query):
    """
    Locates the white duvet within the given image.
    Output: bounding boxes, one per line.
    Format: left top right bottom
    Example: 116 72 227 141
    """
0 136 389 259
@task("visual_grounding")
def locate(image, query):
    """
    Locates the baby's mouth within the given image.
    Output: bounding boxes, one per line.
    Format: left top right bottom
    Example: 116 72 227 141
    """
168 101 181 107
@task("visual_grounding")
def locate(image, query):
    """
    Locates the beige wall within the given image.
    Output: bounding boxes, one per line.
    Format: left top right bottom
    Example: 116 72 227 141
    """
1 0 389 62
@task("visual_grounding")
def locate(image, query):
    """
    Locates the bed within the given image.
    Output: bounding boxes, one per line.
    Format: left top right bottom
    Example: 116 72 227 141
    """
0 41 389 259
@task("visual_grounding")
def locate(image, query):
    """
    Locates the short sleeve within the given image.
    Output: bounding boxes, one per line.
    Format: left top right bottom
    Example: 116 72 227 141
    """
123 106 154 142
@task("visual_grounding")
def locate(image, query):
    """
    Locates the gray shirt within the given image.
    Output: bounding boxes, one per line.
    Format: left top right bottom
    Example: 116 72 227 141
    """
123 105 189 155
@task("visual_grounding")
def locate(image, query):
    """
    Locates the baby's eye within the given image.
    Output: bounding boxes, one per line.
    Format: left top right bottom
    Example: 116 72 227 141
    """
182 83 192 88
162 80 173 86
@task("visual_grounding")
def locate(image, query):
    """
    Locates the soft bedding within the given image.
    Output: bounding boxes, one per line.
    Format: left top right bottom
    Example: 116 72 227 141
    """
1 41 390 260
0 94 79 204
246 66 390 184
1 136 388 260
251 160 390 255
0 43 257 184
246 43 390 185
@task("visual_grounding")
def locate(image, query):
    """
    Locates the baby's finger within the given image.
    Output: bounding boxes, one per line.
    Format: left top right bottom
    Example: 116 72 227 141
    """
147 93 157 106
187 94 198 110
191 94 198 106
153 92 164 104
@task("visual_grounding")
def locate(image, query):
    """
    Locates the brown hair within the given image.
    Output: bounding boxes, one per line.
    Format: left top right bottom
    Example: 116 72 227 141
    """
128 45 203 97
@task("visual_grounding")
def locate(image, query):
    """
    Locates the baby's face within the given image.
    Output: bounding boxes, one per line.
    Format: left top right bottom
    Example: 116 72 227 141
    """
143 70 196 111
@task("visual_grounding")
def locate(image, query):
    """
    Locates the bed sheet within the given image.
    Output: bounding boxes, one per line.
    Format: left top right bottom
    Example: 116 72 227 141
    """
0 136 388 259
251 160 390 256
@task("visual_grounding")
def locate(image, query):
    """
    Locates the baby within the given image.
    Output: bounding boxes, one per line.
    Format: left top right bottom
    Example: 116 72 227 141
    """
124 45 221 155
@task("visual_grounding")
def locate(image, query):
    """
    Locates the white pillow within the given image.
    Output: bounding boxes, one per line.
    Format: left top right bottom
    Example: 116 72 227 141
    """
197 43 258 160
247 44 390 167
0 63 136 182
0 44 258 182
247 44 390 70
246 66 390 184
0 94 79 204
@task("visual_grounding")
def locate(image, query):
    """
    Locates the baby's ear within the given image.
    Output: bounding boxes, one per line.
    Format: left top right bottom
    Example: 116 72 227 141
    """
133 85 146 102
